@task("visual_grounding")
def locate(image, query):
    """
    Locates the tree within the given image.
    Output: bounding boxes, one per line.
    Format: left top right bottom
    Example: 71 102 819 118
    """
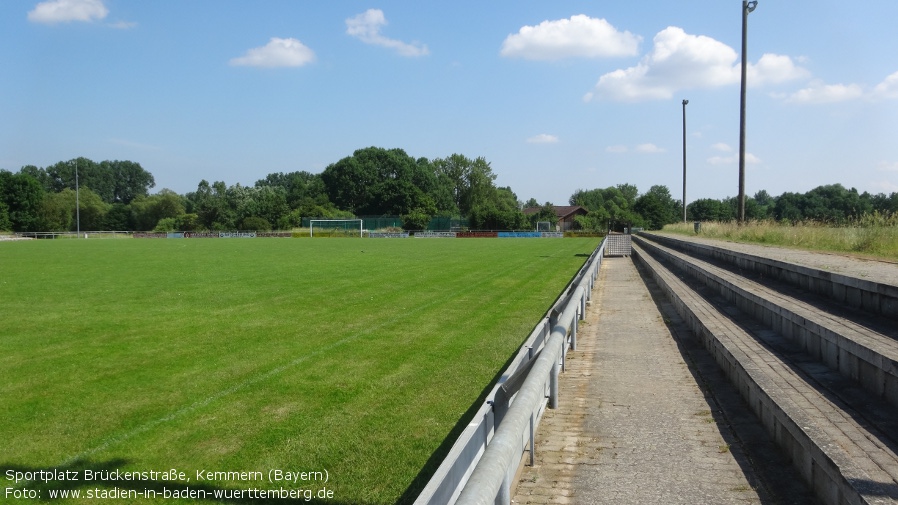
131 189 186 231
688 198 733 221
322 147 436 216
105 160 155 204
104 203 134 230
19 165 53 192
37 187 108 231
634 185 677 229
401 209 432 231
253 185 290 228
468 186 526 230
871 192 898 214
256 171 328 209
23 158 155 204
189 180 235 230
0 200 10 232
615 183 637 204
570 185 641 231
773 192 804 222
752 190 773 219
37 191 74 232
432 154 498 217
0 170 45 231
239 216 271 231
569 188 605 212
635 194 671 230
526 202 558 229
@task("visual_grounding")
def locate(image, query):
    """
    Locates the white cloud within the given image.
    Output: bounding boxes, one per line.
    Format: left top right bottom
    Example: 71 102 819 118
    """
785 80 864 104
586 27 805 102
28 0 108 24
872 71 898 100
500 15 640 60
636 143 665 153
749 53 810 85
878 160 898 172
779 71 898 104
711 142 732 152
230 38 316 68
109 20 137 30
606 145 628 153
527 134 559 144
871 181 898 193
707 153 761 165
346 9 428 57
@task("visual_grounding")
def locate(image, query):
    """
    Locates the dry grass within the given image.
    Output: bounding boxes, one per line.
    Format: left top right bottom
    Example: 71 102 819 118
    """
664 214 898 260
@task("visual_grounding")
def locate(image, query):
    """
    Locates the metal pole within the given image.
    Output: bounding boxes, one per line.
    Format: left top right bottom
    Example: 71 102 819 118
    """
549 360 559 409
75 158 80 237
738 1 757 223
529 412 535 466
682 99 688 223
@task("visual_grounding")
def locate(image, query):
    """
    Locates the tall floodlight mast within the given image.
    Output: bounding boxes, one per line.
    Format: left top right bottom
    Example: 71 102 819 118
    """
74 158 80 237
738 0 758 223
682 99 688 223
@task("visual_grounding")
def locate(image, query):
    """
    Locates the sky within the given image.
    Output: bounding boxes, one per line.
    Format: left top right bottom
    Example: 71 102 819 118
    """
2 0 897 207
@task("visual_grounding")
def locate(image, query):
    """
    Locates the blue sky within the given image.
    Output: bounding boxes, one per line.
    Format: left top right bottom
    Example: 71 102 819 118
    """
2 0 897 206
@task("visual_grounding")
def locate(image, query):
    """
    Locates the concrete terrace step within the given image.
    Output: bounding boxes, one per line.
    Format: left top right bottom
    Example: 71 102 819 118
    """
633 234 898 409
632 242 898 505
640 232 898 321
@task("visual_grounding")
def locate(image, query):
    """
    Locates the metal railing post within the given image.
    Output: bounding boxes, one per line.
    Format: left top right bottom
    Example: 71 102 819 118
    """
529 412 535 466
549 359 559 409
560 331 566 373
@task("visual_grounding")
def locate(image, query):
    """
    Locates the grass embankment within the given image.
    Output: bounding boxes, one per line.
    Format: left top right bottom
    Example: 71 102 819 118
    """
0 237 599 504
663 215 898 260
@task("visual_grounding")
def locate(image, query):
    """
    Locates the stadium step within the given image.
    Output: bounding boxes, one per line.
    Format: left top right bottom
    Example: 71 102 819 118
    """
633 234 898 409
631 238 898 505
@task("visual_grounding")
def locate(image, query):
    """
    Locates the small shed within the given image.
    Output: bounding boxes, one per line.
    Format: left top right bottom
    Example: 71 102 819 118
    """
522 205 588 231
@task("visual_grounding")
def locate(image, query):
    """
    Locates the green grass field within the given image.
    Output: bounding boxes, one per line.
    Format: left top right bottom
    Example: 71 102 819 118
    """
1 237 600 504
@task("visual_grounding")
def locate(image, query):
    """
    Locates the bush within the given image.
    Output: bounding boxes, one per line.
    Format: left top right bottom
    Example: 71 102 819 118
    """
240 216 271 231
401 209 431 230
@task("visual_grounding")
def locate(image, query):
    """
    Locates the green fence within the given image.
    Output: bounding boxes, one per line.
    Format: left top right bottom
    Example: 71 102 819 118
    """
300 216 469 231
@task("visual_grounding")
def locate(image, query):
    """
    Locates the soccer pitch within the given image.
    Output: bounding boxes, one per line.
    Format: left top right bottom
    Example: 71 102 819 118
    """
1 237 600 504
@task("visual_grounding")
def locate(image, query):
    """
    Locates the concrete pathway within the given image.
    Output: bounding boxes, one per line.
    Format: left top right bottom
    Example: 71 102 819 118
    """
512 257 764 505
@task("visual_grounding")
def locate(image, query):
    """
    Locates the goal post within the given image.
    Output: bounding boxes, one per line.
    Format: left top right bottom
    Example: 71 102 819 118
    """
309 219 364 238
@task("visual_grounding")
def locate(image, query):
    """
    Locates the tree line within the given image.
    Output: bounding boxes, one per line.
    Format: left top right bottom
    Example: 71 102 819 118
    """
687 185 898 224
569 183 898 231
3 147 896 233
0 148 535 233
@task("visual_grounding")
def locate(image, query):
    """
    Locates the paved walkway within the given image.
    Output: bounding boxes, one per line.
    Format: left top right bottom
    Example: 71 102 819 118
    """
512 257 764 505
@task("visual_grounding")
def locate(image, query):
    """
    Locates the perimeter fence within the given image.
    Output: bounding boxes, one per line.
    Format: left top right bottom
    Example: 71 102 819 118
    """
299 216 470 231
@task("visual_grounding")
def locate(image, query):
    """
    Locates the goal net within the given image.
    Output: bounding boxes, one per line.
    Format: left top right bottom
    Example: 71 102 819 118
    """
309 219 364 237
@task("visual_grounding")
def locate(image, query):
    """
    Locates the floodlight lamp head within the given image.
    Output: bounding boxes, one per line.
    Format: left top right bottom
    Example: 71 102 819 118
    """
746 1 758 13
683 99 689 105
